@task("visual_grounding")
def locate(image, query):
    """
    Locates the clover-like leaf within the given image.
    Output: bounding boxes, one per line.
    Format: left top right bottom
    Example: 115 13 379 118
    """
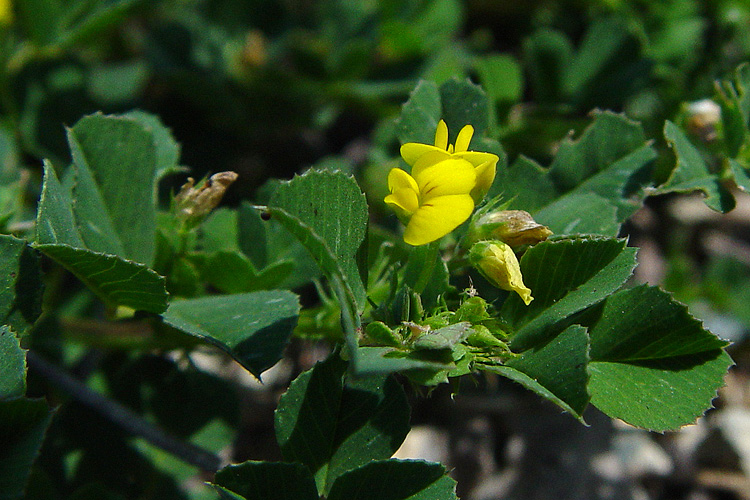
501 236 637 351
275 355 410 496
587 285 732 431
162 291 300 378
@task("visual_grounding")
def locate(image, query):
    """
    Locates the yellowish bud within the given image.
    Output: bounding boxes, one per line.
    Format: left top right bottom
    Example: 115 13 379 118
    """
470 210 552 248
469 240 533 305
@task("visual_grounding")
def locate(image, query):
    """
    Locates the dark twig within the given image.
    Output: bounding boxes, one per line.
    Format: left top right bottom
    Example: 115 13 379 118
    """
27 351 224 473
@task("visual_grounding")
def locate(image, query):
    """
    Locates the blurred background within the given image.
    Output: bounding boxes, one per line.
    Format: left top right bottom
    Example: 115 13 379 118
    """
4 0 750 498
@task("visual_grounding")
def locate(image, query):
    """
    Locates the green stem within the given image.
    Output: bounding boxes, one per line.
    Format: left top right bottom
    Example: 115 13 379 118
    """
411 241 439 295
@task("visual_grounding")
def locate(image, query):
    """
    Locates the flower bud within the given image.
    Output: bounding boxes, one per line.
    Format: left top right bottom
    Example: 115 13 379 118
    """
469 210 552 248
686 99 721 142
175 171 238 227
469 240 533 305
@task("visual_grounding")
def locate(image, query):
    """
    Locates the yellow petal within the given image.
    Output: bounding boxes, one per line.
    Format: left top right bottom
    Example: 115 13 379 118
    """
454 151 499 169
415 158 476 200
454 124 474 153
410 149 452 178
387 167 418 192
470 241 533 305
470 159 497 202
403 194 474 246
434 120 449 150
400 143 444 166
385 188 419 215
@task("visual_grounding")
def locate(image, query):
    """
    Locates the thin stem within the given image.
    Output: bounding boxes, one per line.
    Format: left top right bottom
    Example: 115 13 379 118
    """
27 351 224 473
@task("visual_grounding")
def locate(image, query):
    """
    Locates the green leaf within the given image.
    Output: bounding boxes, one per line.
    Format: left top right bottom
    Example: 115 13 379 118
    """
548 111 652 195
656 120 735 213
0 327 26 401
534 193 619 237
523 28 573 104
492 155 557 214
395 78 491 147
413 323 472 350
238 202 269 269
438 78 490 143
494 112 655 236
0 235 42 333
275 355 410 496
715 63 750 158
36 244 168 313
353 346 456 376
59 0 141 47
35 162 84 248
729 158 750 193
326 459 458 500
262 205 360 358
35 137 168 313
17 0 62 45
396 80 442 145
485 325 589 420
67 112 158 265
122 110 182 181
162 291 300 378
200 251 294 294
402 243 449 310
563 17 646 110
212 461 319 500
474 54 523 105
0 398 55 500
501 237 637 351
587 285 732 431
269 170 368 309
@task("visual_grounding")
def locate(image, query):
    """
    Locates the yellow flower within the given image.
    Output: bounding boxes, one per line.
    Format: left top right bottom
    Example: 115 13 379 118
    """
400 120 499 201
385 158 477 246
469 240 533 305
385 120 500 246
0 0 12 25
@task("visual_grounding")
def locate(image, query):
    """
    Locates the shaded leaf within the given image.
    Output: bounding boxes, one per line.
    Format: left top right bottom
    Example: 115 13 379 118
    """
439 78 490 143
523 28 573 104
353 346 455 376
162 291 300 378
213 461 318 500
656 120 735 213
326 459 458 500
35 134 168 313
0 327 25 401
200 251 294 293
0 235 42 333
123 110 182 181
485 325 589 420
0 398 55 500
35 162 84 248
261 205 360 359
275 355 410 495
414 323 472 350
35 244 168 313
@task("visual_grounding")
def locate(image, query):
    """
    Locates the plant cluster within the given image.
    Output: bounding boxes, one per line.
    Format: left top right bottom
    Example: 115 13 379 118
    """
3 1 750 499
